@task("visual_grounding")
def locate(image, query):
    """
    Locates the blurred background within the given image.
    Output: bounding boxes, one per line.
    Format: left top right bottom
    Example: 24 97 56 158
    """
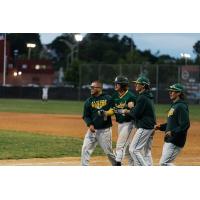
0 33 200 104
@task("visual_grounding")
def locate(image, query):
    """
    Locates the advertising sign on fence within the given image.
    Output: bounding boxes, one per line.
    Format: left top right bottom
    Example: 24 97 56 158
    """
181 65 200 103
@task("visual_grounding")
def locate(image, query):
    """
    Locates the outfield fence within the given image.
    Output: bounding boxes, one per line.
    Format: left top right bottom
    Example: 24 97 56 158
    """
76 64 200 104
0 64 200 104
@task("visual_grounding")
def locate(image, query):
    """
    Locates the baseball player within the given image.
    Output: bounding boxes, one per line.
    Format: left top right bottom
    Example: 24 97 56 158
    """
81 80 116 166
124 76 156 166
100 76 136 166
42 87 48 101
155 83 190 166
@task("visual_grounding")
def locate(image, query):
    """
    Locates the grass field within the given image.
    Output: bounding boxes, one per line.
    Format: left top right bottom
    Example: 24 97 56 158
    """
0 98 198 160
0 98 199 120
0 99 83 114
0 130 105 159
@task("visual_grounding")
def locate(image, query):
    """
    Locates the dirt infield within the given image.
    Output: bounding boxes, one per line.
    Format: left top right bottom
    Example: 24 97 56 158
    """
0 112 199 166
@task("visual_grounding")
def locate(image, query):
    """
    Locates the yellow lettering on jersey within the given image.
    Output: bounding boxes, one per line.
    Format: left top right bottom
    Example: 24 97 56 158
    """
91 100 107 109
168 108 174 117
115 102 126 109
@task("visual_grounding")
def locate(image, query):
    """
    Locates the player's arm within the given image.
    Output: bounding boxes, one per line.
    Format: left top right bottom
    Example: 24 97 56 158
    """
128 94 136 109
171 106 190 135
114 95 136 115
103 108 114 116
105 95 115 116
82 101 93 127
83 102 96 133
120 101 134 115
154 123 167 131
126 96 146 119
97 96 115 117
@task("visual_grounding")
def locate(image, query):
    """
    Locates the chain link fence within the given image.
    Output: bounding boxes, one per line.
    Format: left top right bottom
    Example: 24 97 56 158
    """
75 64 200 103
0 64 199 103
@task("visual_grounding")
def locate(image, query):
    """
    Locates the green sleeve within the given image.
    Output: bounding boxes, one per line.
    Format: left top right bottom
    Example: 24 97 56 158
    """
109 94 116 108
106 95 114 110
129 94 136 104
172 105 190 134
82 101 93 127
159 123 167 132
128 96 146 119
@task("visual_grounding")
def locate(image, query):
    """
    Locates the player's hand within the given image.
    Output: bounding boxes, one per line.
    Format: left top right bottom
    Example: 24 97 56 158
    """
114 109 127 115
127 102 134 109
89 125 96 133
97 110 106 117
165 131 172 137
123 109 130 114
154 124 161 130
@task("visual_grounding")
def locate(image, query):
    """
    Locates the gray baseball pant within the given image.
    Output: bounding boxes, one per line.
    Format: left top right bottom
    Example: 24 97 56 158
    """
115 122 135 165
159 142 182 166
81 127 116 166
129 128 154 166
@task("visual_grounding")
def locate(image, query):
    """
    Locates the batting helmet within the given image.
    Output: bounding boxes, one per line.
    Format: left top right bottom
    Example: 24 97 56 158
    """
114 75 129 85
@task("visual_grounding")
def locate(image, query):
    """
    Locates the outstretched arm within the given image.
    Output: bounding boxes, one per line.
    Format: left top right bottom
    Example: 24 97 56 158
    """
127 96 146 119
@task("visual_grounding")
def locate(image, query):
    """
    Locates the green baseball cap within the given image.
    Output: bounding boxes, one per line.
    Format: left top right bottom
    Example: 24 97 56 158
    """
167 83 185 92
132 76 150 85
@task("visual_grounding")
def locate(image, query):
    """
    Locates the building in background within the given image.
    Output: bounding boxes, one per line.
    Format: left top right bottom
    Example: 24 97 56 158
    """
0 38 55 86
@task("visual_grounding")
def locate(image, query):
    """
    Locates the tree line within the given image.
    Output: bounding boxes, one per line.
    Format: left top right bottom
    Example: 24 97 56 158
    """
6 33 200 85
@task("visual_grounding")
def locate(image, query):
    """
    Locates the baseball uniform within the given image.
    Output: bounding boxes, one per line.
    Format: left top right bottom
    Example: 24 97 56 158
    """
159 99 190 166
128 90 156 166
112 90 136 165
81 93 116 166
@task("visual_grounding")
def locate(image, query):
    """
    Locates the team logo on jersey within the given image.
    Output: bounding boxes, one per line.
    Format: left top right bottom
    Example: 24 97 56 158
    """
168 108 175 117
91 100 107 109
115 101 126 109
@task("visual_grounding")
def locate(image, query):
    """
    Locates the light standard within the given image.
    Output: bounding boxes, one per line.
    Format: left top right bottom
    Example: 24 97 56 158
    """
59 39 76 65
179 53 191 83
59 34 83 64
26 43 36 59
74 34 83 101
180 53 191 65
74 33 83 60
3 33 7 86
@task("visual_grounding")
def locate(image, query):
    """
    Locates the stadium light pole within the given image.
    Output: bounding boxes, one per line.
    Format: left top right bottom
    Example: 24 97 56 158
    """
26 43 36 60
179 53 191 83
74 34 83 101
74 33 83 59
3 33 7 86
180 53 191 65
59 38 76 65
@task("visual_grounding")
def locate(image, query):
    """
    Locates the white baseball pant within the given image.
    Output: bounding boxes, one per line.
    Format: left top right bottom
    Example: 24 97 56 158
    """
159 142 182 166
129 128 154 166
115 122 135 165
81 127 116 166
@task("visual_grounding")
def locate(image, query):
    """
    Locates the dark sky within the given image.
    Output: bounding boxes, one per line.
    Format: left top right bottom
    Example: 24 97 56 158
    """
40 33 200 59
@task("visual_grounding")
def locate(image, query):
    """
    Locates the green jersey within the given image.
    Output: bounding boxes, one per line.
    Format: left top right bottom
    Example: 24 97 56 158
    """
112 90 136 123
128 90 156 129
159 99 190 148
83 93 112 129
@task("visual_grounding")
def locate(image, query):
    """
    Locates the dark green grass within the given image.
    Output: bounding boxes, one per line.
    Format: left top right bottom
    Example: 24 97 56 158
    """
0 99 199 121
0 130 105 160
0 99 83 114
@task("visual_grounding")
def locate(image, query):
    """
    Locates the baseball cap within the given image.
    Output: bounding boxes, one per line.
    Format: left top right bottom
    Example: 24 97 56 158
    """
132 76 150 85
167 83 185 92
